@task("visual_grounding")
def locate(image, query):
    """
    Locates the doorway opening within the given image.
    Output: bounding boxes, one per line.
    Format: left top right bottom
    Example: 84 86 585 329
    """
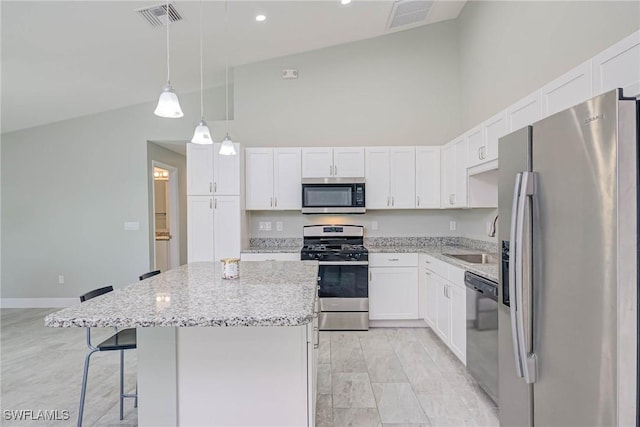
152 161 179 271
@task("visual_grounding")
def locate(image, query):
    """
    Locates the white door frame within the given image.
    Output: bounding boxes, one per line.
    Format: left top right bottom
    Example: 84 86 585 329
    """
152 160 180 270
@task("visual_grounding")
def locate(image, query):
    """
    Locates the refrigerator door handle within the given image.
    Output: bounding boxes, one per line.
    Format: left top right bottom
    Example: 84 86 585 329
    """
515 171 537 384
509 172 525 379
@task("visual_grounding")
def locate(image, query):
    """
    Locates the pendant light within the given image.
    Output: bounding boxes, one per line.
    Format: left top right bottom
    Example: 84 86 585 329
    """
191 1 212 143
154 0 184 118
219 0 236 156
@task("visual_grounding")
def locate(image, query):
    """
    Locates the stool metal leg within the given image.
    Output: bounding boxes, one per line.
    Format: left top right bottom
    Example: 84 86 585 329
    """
78 349 97 427
119 350 124 420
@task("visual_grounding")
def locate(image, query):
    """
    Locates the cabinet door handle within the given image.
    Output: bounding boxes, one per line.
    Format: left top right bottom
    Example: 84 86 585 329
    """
214 198 217 209
388 258 399 262
214 182 217 192
417 196 420 206
443 285 446 298
387 196 390 207
334 165 337 176
425 272 431 276
449 194 454 205
274 197 278 207
329 165 333 176
369 271 372 281
270 197 273 207
209 182 213 193
209 198 212 209
392 196 394 206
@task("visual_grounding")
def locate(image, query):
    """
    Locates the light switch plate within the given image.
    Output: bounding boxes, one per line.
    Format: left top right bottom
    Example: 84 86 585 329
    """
371 221 378 231
449 221 456 231
276 221 283 232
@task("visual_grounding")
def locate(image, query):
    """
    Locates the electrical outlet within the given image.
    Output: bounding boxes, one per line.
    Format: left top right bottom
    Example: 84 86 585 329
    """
276 221 283 232
264 221 272 231
449 221 457 231
259 222 266 231
371 221 378 231
58 275 64 285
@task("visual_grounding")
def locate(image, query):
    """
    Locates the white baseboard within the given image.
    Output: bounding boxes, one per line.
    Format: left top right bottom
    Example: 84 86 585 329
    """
369 319 429 328
0 298 77 308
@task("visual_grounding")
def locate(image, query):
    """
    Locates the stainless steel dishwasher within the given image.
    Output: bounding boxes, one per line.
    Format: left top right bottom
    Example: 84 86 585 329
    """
464 271 498 404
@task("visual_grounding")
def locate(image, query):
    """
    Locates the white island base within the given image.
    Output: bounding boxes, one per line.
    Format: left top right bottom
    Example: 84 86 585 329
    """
137 324 317 427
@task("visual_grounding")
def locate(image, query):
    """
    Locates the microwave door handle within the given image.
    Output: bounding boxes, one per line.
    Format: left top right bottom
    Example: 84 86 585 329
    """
509 172 524 379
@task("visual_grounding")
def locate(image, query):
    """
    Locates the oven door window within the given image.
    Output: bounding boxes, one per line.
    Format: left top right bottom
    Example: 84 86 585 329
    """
303 185 353 207
318 264 368 298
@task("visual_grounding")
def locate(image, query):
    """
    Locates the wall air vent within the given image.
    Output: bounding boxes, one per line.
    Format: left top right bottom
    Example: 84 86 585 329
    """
387 0 434 30
136 3 183 28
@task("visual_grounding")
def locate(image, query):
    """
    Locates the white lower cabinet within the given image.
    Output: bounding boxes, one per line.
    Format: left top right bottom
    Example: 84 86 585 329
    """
188 195 241 263
422 254 466 365
187 196 214 262
369 253 419 320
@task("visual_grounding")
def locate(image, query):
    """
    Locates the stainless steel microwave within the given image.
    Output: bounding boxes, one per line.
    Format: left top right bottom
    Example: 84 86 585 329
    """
301 178 366 214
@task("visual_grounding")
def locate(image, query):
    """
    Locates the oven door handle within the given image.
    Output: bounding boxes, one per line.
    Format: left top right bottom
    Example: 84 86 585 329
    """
317 261 369 266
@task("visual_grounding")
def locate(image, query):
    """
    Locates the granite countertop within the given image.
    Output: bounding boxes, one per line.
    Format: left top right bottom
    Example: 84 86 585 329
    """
368 245 498 282
45 261 319 328
242 246 302 254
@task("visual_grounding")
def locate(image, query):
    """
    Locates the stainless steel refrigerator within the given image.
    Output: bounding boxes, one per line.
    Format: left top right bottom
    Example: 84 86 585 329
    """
498 89 638 427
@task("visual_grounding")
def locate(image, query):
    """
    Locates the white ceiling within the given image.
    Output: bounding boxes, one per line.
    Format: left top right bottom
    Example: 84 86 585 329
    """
1 0 465 133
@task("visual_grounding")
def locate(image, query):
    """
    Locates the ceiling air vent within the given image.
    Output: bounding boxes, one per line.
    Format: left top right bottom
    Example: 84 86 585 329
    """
387 0 434 30
136 3 183 28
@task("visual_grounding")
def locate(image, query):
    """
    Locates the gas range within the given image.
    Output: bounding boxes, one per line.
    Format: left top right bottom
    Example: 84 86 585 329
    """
301 225 369 331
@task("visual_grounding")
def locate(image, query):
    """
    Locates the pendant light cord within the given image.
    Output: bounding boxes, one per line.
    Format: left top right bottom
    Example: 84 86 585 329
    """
199 0 204 119
225 0 229 133
166 0 170 84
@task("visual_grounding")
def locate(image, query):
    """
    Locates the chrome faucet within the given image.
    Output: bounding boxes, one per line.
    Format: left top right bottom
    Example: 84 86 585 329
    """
488 214 499 237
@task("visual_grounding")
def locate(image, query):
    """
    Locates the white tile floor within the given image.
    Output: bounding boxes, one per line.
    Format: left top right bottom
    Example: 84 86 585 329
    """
1 309 498 427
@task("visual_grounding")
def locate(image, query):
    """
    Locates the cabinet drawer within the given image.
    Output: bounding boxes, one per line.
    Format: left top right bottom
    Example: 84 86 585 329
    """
422 255 448 278
448 265 466 288
369 253 419 267
240 253 300 262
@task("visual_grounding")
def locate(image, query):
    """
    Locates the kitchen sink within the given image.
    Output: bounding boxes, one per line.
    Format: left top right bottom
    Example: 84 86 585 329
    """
443 253 499 264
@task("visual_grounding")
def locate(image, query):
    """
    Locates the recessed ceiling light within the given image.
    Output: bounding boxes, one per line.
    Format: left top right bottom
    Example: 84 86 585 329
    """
255 14 266 22
341 0 352 5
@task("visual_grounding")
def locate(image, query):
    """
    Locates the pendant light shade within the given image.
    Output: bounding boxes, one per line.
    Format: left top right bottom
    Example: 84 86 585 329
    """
191 119 212 144
154 1 183 118
191 1 213 143
219 0 237 156
219 133 236 156
155 84 184 118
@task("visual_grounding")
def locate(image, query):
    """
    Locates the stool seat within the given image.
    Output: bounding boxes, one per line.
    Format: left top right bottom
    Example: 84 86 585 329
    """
97 328 136 351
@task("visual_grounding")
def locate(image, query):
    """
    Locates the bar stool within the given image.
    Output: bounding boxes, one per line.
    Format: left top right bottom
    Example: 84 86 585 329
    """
139 270 161 281
77 286 137 427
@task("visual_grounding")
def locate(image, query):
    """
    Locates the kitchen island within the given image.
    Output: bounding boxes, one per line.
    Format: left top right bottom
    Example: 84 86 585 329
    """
45 261 320 427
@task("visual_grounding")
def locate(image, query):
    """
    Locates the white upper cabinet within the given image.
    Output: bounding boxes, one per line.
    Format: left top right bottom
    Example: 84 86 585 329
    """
301 147 364 178
213 143 240 196
364 147 390 209
540 60 592 117
466 125 485 169
301 148 332 178
245 148 274 210
592 30 640 98
273 148 302 210
333 147 365 178
415 147 441 209
508 91 541 132
389 147 416 209
442 137 467 209
365 147 415 209
483 110 507 162
245 148 301 210
187 143 213 196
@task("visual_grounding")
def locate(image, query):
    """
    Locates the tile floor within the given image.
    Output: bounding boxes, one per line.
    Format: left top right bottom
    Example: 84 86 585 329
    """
316 328 498 427
1 309 498 427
